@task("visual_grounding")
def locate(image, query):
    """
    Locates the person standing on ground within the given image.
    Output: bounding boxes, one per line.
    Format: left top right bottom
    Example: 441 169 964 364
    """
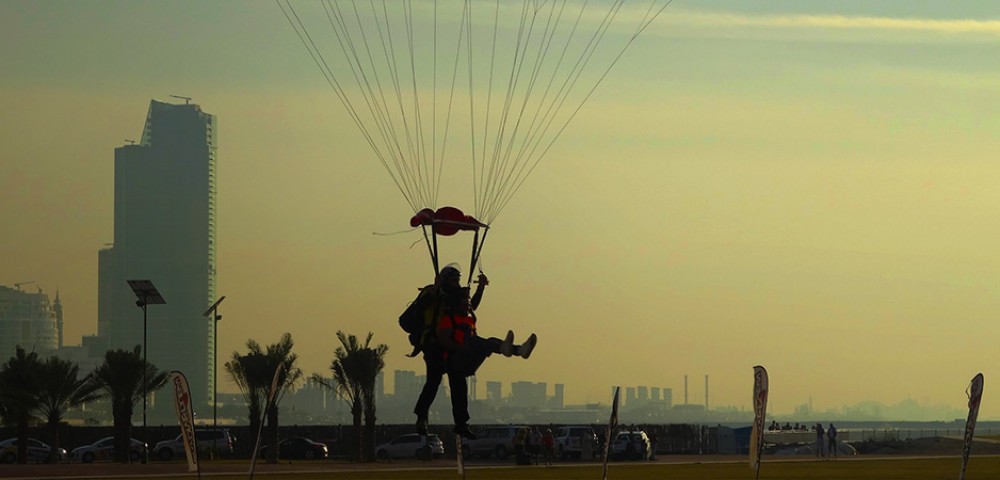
581 431 594 460
827 423 838 458
815 423 825 457
542 429 555 466
649 433 658 461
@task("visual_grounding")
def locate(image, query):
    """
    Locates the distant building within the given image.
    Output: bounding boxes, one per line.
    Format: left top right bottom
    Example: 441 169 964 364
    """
0 285 60 357
376 371 385 402
486 381 502 404
291 376 334 419
98 99 218 406
394 370 422 400
510 381 546 409
57 335 107 375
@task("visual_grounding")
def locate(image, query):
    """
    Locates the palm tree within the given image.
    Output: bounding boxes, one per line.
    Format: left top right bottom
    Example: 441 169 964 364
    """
318 331 387 462
261 333 302 463
359 339 388 462
0 347 42 464
225 333 302 464
35 355 104 463
90 346 168 463
224 347 267 457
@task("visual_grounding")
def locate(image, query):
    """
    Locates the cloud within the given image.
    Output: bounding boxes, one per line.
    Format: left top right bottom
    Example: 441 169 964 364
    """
668 11 1000 36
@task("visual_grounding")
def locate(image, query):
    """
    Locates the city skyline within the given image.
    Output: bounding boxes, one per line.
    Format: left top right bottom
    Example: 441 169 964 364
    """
4 1 1000 419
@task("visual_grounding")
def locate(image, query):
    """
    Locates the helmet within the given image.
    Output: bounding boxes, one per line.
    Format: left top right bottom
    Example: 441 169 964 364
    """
440 263 462 279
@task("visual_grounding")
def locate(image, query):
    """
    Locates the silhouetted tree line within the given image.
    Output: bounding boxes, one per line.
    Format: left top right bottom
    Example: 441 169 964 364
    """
0 330 388 465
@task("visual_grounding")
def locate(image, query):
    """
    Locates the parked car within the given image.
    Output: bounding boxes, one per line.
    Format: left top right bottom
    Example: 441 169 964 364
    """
611 431 650 461
375 433 444 460
461 426 526 460
553 426 598 460
155 429 235 460
0 437 67 464
70 436 147 463
259 436 328 460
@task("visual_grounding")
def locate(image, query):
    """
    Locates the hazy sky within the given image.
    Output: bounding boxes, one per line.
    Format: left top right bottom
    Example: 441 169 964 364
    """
3 1 1000 419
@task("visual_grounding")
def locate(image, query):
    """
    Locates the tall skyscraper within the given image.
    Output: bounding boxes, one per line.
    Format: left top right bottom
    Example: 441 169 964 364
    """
98 99 218 406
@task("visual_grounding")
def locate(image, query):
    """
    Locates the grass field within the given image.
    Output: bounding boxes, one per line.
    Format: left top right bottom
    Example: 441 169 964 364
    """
8 456 1000 480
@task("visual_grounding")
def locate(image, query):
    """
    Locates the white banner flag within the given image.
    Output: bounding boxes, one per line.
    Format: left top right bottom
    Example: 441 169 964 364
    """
750 366 768 477
168 371 198 473
960 372 984 480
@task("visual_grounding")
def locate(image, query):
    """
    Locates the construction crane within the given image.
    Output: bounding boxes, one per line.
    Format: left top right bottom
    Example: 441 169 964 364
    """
169 95 192 105
14 280 36 291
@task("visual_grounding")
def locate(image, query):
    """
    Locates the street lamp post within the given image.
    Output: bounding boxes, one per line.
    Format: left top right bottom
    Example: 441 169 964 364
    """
203 295 226 459
127 280 165 465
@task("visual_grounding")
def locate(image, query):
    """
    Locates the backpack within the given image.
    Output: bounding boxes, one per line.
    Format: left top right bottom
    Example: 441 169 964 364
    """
399 286 439 356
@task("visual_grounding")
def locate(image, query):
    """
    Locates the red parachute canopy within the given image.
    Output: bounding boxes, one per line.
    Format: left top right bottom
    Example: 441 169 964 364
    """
410 206 484 237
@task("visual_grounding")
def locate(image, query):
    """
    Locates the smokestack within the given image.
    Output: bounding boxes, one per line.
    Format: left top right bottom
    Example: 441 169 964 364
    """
684 375 688 405
705 374 709 410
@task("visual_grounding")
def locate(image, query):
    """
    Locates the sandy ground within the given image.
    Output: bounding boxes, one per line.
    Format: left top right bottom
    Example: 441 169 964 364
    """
3 437 999 479
0 455 753 480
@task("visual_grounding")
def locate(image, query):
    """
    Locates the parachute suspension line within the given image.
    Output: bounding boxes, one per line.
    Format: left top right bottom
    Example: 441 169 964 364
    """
324 1 410 205
473 0 503 220
493 0 673 220
434 0 470 211
279 0 417 211
465 0 478 218
503 0 582 193
370 0 424 210
431 1 439 208
485 0 567 223
376 0 433 211
431 228 441 277
470 227 490 285
421 225 439 277
478 1 535 224
321 1 422 212
491 0 622 217
343 0 427 211
284 0 670 223
477 0 523 219
398 0 436 209
467 229 480 288
480 0 565 224
402 1 431 207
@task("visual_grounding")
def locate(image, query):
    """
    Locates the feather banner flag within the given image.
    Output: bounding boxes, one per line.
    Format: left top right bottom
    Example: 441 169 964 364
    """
249 364 284 479
602 386 621 480
750 366 769 479
168 371 199 473
456 434 465 477
960 372 984 480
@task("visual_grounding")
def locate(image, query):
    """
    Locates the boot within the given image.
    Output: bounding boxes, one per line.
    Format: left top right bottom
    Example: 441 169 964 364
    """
515 333 537 359
500 330 515 357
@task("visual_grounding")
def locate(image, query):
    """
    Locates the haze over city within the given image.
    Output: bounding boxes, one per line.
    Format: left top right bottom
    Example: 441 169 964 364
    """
3 1 1000 420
